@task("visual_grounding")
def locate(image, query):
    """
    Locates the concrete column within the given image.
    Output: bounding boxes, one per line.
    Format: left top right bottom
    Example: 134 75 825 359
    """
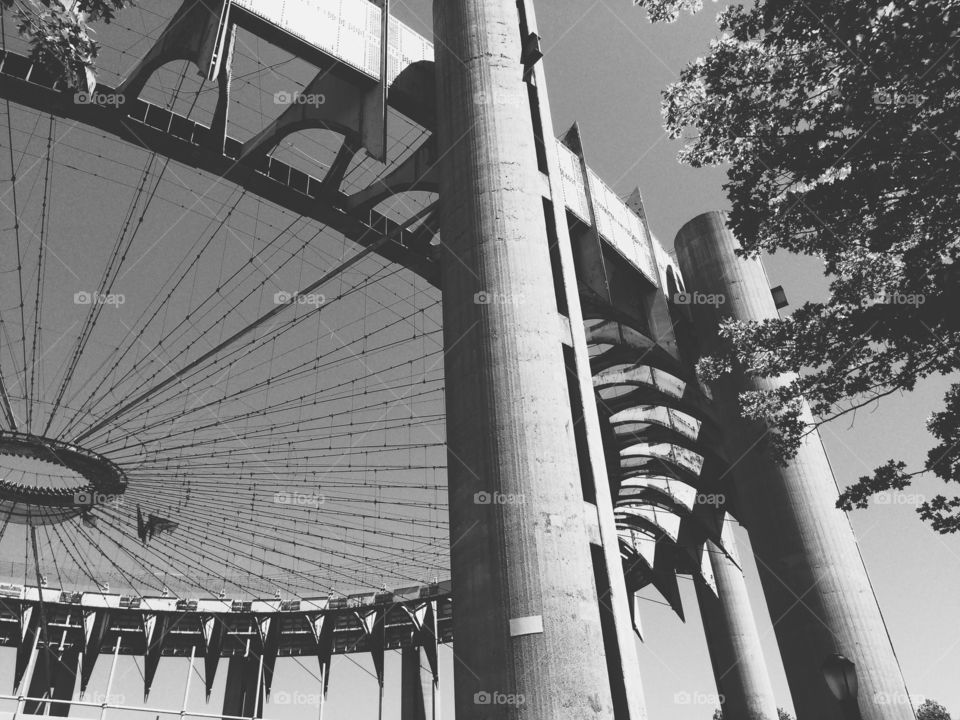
696 539 779 719
221 654 263 719
433 0 618 717
401 645 432 720
520 2 648 717
675 211 914 720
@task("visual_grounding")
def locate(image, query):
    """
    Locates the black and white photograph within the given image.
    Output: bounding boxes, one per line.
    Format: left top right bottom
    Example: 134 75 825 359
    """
0 0 956 718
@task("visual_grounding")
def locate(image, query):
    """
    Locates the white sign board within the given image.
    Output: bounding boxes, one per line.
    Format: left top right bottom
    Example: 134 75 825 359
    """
233 0 433 83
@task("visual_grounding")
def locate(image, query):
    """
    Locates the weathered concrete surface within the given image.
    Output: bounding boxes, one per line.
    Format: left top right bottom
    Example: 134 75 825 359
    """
434 0 617 717
696 537 779 719
517 0 649 716
675 211 915 720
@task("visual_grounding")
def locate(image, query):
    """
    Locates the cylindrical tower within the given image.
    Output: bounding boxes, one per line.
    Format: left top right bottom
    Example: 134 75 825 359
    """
696 537 779 719
433 0 618 717
675 211 914 720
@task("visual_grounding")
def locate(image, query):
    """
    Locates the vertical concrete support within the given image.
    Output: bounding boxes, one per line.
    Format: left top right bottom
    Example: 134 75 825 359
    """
401 645 436 720
433 0 618 717
522 2 648 718
221 654 264 720
675 211 914 720
24 645 79 717
696 538 778 719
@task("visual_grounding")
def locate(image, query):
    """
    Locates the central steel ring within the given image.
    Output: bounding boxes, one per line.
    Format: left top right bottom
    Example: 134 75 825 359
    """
0 430 127 524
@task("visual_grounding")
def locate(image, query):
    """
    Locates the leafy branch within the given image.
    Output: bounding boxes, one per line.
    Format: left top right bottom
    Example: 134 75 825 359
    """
635 0 960 531
1 0 134 89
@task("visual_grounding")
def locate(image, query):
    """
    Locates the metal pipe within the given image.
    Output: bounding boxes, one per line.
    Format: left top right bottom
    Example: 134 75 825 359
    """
180 645 196 718
100 636 121 720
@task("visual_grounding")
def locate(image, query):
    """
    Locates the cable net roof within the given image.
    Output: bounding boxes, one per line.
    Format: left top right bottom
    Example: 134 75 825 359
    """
0 0 447 600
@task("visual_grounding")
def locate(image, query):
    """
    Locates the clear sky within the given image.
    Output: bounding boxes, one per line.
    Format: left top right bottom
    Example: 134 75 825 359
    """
0 1 956 719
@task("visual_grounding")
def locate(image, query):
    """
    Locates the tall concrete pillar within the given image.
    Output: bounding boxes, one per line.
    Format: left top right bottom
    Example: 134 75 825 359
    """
696 537 779 719
432 1 619 718
401 645 437 720
221 654 264 719
675 211 914 720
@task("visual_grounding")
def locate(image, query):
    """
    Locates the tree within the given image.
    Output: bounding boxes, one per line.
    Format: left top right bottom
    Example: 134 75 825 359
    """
918 699 954 720
1 0 134 89
632 0 960 531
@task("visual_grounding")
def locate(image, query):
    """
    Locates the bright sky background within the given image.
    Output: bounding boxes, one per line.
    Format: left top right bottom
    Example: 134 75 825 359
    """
0 1 956 719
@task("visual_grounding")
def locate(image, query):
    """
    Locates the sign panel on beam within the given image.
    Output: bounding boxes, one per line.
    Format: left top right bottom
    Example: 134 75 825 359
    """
233 0 433 83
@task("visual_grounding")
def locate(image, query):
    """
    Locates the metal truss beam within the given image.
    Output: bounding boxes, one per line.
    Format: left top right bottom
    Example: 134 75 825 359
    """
0 581 452 716
0 51 440 286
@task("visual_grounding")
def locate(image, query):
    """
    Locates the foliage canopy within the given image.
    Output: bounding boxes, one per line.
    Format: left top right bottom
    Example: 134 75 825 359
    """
1 0 134 89
634 0 960 531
